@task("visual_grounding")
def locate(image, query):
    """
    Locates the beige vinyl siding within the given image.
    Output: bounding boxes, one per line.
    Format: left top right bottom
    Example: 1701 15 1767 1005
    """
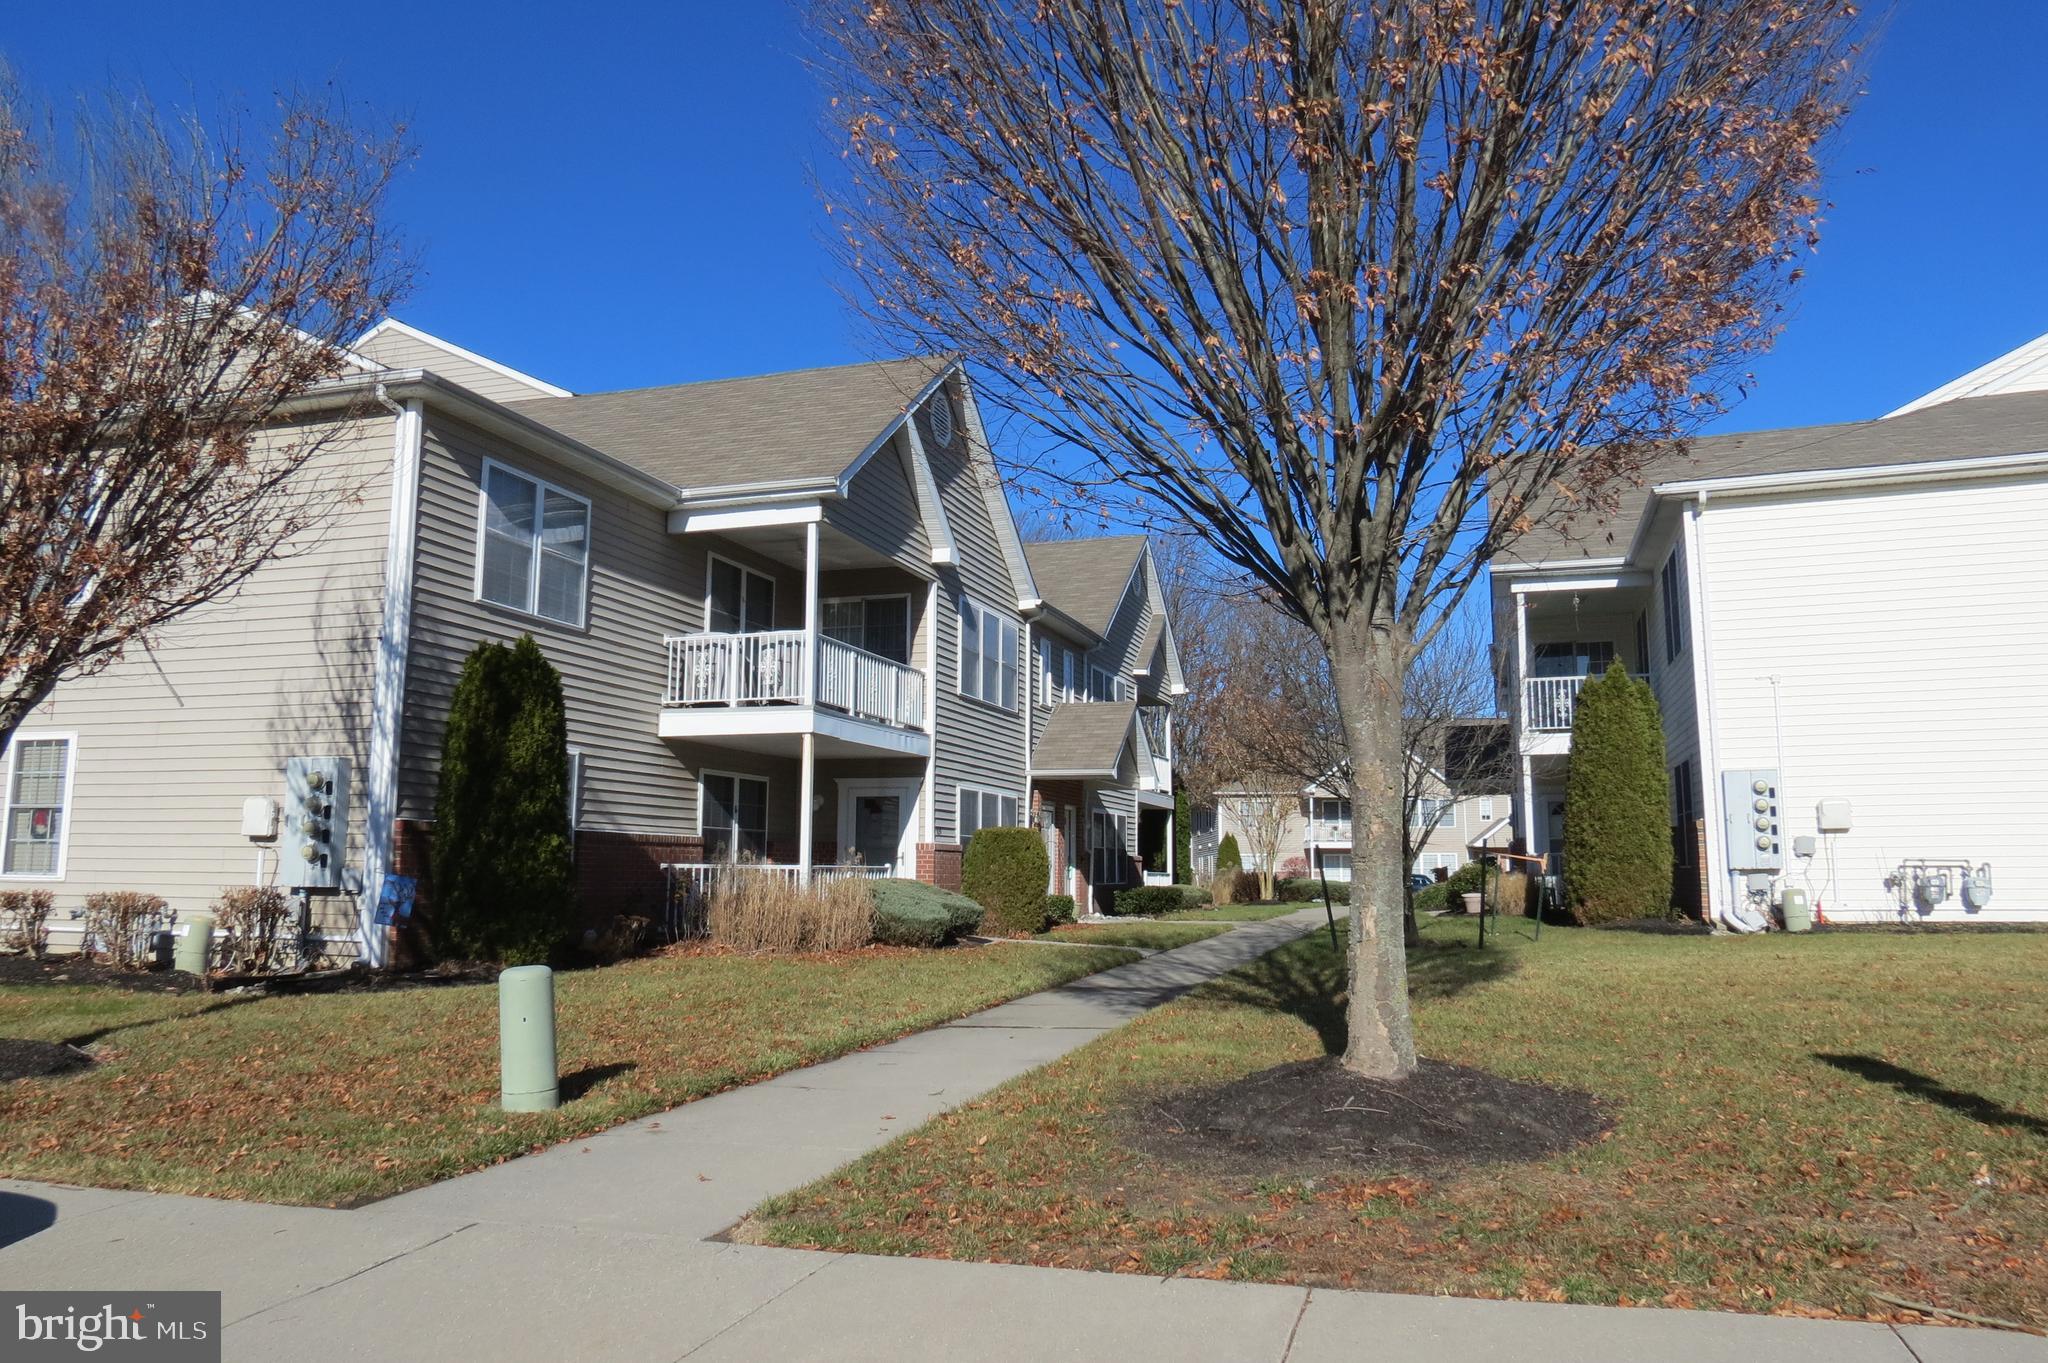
1697 474 2048 921
827 435 932 570
921 403 1028 841
400 413 711 835
11 416 393 950
355 328 559 405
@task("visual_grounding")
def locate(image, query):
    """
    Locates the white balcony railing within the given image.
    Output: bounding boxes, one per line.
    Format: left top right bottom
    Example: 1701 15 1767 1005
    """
1522 673 1648 733
817 635 925 728
1308 820 1352 843
663 631 925 730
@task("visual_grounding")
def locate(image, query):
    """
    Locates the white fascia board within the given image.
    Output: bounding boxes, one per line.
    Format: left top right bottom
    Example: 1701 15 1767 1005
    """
894 396 960 567
1884 331 2048 417
837 361 959 493
1653 449 2048 499
354 318 574 398
1491 554 1632 579
955 376 1043 606
1507 572 1651 594
657 704 932 757
672 476 840 507
1028 603 1103 649
668 502 824 535
278 371 683 507
1032 766 1122 779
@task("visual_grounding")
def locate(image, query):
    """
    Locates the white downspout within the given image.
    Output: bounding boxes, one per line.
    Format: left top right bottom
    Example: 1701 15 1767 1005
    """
361 389 423 968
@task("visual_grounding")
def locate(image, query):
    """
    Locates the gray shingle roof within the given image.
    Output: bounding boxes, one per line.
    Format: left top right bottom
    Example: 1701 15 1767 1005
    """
1503 390 2048 566
1021 536 1146 634
1032 701 1136 776
513 355 948 494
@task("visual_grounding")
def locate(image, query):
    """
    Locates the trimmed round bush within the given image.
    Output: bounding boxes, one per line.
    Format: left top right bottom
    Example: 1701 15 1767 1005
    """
1176 884 1212 909
1414 859 1501 915
1044 894 1077 925
1276 877 1323 903
1111 886 1185 918
872 878 984 947
961 827 1051 936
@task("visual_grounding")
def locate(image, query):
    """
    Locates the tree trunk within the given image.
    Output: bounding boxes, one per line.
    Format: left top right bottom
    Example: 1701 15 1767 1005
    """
1330 619 1418 1080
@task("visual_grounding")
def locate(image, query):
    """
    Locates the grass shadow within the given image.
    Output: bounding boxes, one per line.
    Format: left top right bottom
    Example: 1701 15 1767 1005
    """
1198 940 1348 1056
1816 1053 2048 1138
559 1061 638 1103
1408 942 1521 1002
64 995 264 1049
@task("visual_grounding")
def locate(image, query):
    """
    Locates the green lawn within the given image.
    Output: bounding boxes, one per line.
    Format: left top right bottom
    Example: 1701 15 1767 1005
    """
745 917 2048 1330
1036 922 1231 950
1160 903 1306 922
0 941 1136 1206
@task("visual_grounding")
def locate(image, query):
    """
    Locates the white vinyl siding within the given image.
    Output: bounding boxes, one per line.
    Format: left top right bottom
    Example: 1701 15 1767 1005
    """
2 734 75 878
476 459 591 626
1697 474 2048 921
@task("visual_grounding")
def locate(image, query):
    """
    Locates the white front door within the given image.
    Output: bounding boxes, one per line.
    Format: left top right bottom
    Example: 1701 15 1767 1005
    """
837 780 922 875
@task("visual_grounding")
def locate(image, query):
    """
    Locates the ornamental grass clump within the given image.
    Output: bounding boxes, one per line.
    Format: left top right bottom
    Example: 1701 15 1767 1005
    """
708 866 874 953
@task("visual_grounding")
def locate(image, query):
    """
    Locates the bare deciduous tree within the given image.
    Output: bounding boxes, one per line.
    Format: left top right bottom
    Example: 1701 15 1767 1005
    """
818 0 1857 1077
0 78 412 749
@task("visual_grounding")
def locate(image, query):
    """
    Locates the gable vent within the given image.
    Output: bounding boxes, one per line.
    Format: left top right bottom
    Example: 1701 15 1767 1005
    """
929 396 955 448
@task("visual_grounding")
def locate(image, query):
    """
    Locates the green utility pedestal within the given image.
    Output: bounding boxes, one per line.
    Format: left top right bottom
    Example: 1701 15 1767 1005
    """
499 965 560 1112
174 912 214 975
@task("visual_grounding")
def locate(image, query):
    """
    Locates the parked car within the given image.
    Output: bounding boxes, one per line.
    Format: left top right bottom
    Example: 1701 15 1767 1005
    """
1409 872 1433 893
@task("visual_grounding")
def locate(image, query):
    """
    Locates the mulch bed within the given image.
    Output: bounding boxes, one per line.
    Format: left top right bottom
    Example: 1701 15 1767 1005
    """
1128 1057 1610 1178
0 955 203 994
0 1037 94 1082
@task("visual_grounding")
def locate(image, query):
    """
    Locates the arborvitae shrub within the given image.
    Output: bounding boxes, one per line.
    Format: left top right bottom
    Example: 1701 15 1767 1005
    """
961 826 1051 936
431 635 576 964
1563 660 1673 923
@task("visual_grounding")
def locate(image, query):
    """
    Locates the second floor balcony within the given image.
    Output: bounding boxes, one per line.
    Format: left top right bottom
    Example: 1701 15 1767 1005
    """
660 629 928 754
1521 673 1649 740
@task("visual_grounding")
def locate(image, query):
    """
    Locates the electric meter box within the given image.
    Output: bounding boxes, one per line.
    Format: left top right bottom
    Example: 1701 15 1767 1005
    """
284 756 350 891
1722 768 1783 872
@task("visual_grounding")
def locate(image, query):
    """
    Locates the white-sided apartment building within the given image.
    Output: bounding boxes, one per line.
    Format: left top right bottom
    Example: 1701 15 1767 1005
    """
1493 335 2048 926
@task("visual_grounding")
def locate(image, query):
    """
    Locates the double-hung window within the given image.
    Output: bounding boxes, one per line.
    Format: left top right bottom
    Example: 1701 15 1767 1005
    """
1411 796 1453 832
2 735 74 878
823 595 910 662
1661 546 1688 661
957 598 1017 709
1312 797 1351 829
478 461 591 626
700 771 768 862
1037 639 1057 707
957 784 1020 842
1089 666 1121 702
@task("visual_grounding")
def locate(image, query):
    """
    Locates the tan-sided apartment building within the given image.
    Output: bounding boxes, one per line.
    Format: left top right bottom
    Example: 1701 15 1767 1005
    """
3 321 1184 960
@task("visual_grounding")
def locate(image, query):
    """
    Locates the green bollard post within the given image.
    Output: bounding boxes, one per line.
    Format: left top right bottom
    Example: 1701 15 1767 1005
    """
499 965 560 1112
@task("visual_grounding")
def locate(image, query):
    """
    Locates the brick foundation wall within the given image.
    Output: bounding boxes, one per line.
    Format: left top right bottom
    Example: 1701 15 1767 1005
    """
916 842 964 891
383 819 704 965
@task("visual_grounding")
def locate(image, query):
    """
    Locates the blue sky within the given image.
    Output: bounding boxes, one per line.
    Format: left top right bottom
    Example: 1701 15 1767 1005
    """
7 1 2045 435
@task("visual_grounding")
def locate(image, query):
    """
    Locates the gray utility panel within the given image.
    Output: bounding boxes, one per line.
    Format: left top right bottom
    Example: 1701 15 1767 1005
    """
1721 767 1784 872
284 756 351 891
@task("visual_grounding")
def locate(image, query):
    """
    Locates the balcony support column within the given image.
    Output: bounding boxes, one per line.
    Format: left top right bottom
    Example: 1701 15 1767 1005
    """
800 520 820 887
1513 590 1531 731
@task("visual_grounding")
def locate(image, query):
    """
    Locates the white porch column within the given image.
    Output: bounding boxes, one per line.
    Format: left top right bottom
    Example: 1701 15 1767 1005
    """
799 733 816 887
800 521 820 886
1519 754 1536 861
1513 590 1531 732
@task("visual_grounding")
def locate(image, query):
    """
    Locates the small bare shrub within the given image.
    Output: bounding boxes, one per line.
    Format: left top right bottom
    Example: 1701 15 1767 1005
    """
707 866 875 953
0 889 54 958
211 885 294 974
83 891 169 968
1210 868 1262 906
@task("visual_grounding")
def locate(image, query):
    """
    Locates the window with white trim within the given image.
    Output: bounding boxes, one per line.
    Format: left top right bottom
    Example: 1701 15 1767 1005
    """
1061 651 1076 701
1661 545 1688 661
477 461 591 626
1037 638 1056 708
1090 809 1129 886
1478 796 1495 821
957 784 1020 843
823 595 910 663
700 771 768 862
2 735 73 878
957 598 1018 709
708 554 777 634
1311 797 1352 826
1089 665 1123 703
1411 796 1453 831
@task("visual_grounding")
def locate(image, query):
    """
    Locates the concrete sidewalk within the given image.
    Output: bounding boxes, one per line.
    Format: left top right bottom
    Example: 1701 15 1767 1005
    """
3 910 2041 1362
